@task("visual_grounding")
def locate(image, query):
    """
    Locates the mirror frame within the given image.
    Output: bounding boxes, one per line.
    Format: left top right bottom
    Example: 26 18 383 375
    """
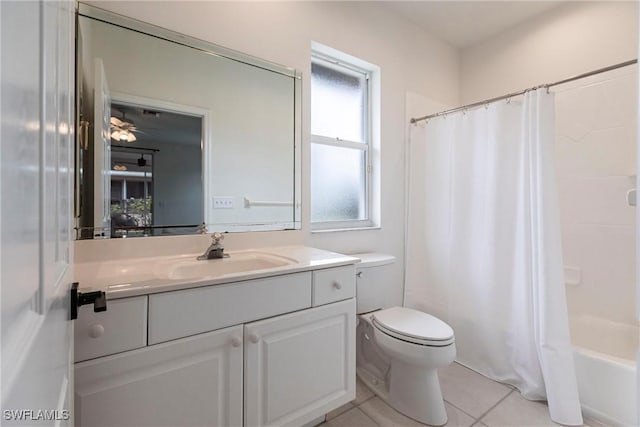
76 3 302 236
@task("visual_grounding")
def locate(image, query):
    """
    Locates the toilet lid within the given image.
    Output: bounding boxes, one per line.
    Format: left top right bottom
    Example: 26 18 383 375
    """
372 307 454 344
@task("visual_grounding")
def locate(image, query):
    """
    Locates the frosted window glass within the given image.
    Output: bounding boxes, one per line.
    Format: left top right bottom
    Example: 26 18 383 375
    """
311 62 366 142
311 143 366 222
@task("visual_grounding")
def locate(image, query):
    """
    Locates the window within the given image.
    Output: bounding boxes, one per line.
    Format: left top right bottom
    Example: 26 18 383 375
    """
311 51 375 229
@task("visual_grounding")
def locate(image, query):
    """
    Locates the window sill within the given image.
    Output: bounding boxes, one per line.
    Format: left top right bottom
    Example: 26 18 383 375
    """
311 225 381 234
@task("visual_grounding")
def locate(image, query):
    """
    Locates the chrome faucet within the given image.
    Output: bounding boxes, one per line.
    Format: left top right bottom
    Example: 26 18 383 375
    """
198 232 226 260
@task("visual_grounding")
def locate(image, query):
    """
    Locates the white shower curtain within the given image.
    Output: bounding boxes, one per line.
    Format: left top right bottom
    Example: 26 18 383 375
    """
405 89 582 425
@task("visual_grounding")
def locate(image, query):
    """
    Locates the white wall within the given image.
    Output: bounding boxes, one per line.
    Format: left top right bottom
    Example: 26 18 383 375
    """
555 66 637 327
461 1 638 104
77 1 460 307
152 141 203 227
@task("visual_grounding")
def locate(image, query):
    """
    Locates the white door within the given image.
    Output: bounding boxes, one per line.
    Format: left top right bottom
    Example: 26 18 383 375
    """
93 58 111 238
75 325 244 427
244 299 356 427
1 0 75 425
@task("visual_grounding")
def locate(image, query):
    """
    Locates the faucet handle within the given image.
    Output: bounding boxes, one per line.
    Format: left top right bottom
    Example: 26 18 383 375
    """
211 232 224 245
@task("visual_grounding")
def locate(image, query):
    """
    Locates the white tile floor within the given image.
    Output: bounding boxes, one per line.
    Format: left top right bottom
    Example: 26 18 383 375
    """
319 363 606 427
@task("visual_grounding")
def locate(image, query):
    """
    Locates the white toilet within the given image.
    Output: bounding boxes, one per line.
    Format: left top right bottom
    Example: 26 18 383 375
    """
354 253 456 426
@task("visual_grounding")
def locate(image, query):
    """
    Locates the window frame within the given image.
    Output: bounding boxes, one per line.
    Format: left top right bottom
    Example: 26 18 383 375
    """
310 53 373 230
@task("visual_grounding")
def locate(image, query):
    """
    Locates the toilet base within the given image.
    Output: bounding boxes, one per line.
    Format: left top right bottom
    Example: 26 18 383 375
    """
356 366 389 400
357 363 448 427
389 359 447 426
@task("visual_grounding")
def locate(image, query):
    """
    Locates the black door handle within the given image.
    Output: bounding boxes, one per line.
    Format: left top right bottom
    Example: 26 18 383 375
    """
70 282 108 320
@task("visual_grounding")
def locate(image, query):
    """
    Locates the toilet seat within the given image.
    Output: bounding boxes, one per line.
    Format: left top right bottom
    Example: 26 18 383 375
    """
372 307 454 347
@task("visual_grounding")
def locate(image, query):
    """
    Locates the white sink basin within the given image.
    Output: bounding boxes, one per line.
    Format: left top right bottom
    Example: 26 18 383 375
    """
158 251 297 281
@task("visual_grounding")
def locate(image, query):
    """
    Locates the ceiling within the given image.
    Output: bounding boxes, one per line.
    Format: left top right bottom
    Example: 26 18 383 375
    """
382 1 564 49
111 103 202 147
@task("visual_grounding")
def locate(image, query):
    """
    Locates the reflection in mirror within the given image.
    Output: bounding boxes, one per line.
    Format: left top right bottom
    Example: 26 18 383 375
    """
76 5 301 239
109 103 203 238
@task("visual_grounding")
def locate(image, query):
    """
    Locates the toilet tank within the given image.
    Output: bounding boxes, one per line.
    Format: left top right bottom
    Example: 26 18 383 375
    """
352 253 396 314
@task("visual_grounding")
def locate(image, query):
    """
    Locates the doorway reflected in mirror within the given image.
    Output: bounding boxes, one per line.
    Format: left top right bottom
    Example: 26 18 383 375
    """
108 102 203 238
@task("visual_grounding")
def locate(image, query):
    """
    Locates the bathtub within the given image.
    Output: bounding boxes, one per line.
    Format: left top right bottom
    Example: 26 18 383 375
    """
570 316 638 426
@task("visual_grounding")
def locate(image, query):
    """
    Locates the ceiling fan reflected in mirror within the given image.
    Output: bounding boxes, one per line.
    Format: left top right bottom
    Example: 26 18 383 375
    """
110 112 138 142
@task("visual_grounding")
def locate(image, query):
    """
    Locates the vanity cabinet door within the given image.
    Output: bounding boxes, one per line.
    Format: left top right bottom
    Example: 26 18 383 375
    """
244 298 356 427
75 325 243 427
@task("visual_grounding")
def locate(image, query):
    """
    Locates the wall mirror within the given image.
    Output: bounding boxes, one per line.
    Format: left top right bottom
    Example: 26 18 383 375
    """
76 4 301 239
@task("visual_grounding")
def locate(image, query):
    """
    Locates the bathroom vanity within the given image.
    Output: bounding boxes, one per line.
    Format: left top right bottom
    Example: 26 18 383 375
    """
73 247 357 427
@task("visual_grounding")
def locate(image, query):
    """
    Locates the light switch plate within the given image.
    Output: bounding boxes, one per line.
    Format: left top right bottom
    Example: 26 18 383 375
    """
213 197 234 209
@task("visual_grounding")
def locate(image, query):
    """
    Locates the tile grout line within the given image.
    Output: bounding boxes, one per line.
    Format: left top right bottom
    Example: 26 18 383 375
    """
349 404 382 427
355 394 376 408
355 368 529 426
453 363 519 393
474 389 515 424
443 398 482 423
357 374 515 426
325 403 355 422
357 393 474 427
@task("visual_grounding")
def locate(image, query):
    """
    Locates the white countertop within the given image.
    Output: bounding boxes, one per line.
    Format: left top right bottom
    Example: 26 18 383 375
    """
74 246 359 299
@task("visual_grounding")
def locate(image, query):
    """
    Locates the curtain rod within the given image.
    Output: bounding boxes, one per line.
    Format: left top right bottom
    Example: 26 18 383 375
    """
410 59 638 124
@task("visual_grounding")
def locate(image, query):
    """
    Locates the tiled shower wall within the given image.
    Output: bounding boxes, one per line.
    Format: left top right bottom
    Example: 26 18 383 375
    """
555 66 637 327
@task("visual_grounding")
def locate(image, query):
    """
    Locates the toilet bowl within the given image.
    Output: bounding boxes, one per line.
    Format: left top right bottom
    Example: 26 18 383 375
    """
354 253 456 426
